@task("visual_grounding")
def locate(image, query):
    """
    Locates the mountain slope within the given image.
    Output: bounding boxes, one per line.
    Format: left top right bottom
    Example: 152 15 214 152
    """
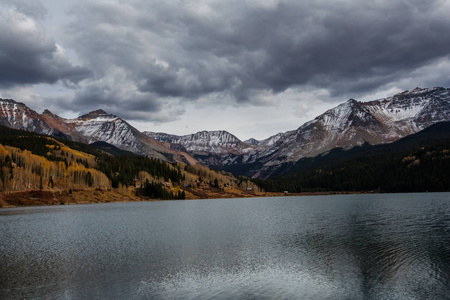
0 125 262 206
145 87 450 178
252 121 450 192
237 87 450 177
144 130 254 166
1 87 449 179
0 99 195 163
264 121 450 179
0 99 52 134
255 87 450 161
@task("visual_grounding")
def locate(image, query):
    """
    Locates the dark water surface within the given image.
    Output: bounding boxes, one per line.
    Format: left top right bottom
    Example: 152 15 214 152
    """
1 193 450 299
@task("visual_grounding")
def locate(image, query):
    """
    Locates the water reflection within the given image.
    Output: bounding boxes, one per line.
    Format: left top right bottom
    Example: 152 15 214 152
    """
279 194 450 299
0 193 449 299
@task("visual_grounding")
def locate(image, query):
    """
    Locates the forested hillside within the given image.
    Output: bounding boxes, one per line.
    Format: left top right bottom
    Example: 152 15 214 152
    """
253 122 450 193
0 126 109 192
0 143 109 192
0 126 262 206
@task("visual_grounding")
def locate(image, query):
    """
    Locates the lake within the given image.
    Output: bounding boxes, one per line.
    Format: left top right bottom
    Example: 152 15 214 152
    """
1 193 449 299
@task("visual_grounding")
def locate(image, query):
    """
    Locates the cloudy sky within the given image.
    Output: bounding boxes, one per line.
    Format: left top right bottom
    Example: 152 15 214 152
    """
1 0 450 140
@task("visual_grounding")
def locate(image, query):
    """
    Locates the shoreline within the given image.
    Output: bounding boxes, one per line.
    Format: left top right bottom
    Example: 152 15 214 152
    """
0 188 378 208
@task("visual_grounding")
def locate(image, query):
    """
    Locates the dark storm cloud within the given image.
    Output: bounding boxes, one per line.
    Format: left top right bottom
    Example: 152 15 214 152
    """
63 0 450 119
0 7 92 88
64 78 172 122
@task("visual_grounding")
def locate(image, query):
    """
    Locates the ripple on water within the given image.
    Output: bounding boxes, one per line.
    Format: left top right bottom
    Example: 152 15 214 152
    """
1 193 450 299
134 266 361 300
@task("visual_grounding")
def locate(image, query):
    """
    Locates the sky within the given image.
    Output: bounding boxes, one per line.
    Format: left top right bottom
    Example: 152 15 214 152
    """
1 0 450 140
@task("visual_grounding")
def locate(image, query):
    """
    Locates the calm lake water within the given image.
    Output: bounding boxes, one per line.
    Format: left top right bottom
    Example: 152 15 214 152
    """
1 193 449 299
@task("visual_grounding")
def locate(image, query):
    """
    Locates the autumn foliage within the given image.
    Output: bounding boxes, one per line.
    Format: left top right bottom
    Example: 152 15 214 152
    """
0 144 110 192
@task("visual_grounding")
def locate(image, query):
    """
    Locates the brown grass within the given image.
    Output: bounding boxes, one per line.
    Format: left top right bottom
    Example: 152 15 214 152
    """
0 188 139 207
0 184 269 207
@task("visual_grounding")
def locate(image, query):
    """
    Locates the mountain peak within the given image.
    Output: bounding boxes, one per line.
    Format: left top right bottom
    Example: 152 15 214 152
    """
191 130 241 142
345 98 360 106
78 109 115 119
42 109 56 116
0 98 16 103
244 138 261 145
396 87 446 97
0 98 27 107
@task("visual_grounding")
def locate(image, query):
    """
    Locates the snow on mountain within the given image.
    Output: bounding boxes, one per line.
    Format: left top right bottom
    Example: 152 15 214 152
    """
243 138 262 145
144 130 254 166
66 111 195 162
67 112 145 153
144 130 249 154
1 87 449 178
0 99 51 134
0 99 194 163
246 87 450 178
142 87 450 177
291 88 444 147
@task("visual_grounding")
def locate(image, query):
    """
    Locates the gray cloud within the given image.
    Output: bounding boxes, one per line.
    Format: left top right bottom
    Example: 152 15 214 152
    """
0 6 92 88
2 0 49 19
3 0 450 124
68 0 450 104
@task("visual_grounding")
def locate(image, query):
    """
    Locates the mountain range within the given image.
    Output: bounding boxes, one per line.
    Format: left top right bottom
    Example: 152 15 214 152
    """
1 87 449 178
0 100 196 164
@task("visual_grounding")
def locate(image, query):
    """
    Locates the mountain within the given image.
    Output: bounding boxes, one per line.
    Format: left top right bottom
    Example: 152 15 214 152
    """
146 87 450 178
0 98 195 164
144 130 255 166
144 130 243 154
253 121 450 192
1 87 449 179
264 121 450 179
0 99 52 134
258 87 449 157
240 87 450 177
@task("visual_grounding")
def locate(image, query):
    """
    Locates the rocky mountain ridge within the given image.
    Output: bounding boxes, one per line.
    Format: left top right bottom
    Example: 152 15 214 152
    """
0 99 195 164
145 87 450 178
1 87 449 178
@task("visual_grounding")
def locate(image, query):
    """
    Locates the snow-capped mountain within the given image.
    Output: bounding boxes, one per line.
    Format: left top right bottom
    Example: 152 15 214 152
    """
265 87 450 157
144 130 254 166
0 99 52 134
244 87 450 177
67 110 172 160
0 99 194 163
1 87 449 178
243 138 262 146
144 130 247 154
146 87 450 178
